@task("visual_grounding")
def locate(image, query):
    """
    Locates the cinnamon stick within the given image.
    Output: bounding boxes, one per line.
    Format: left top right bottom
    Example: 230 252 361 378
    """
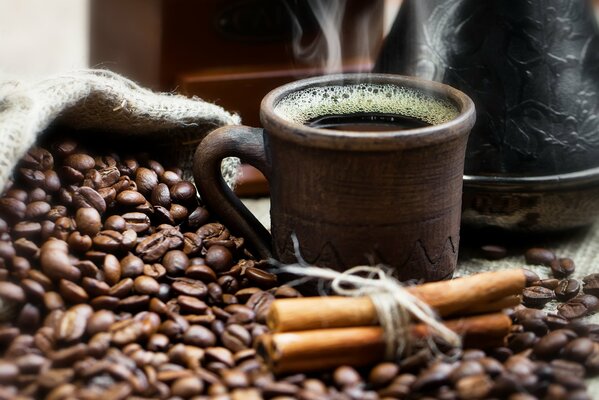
268 269 525 332
257 313 512 374
457 295 521 317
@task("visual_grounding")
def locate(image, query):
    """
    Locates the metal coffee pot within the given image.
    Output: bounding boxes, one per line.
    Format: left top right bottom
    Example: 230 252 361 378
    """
376 0 599 231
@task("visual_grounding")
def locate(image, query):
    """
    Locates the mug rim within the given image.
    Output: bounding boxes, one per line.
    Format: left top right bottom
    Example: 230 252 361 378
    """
260 73 476 151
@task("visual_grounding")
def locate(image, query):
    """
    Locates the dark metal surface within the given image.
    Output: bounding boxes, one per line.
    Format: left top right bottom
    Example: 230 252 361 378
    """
376 0 599 231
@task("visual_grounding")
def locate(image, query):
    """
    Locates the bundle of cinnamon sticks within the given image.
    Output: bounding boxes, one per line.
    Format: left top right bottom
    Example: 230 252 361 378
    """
257 269 527 374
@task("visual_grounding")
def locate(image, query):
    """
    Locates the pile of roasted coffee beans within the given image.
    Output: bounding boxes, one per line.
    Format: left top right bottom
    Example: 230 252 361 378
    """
0 138 598 399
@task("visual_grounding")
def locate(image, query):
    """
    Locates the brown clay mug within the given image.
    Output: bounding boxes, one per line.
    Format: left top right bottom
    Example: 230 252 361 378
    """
193 74 475 281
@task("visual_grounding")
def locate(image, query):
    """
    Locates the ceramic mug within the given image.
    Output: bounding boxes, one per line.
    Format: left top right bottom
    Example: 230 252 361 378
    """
193 74 475 281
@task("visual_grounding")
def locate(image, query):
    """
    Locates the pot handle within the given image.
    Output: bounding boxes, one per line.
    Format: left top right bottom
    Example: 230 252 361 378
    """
193 125 272 259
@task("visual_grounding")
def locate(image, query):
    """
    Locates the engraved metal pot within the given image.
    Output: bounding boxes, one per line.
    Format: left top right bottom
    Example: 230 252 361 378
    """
376 0 599 231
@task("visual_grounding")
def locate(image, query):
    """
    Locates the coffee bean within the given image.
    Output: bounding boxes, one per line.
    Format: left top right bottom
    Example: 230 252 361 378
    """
72 186 106 214
104 215 126 232
551 257 576 278
555 279 580 302
40 239 81 282
533 330 570 358
585 350 599 374
59 279 89 303
118 294 150 311
170 204 188 223
205 245 234 273
102 254 122 286
15 353 46 375
108 278 134 298
116 190 146 207
86 310 115 336
160 250 188 276
0 281 26 304
136 230 180 263
171 376 204 397
25 201 51 220
569 319 593 338
184 325 216 347
521 269 539 287
508 332 537 353
367 362 399 388
134 276 160 295
218 275 239 295
158 170 180 186
449 360 484 384
143 264 166 279
177 295 208 314
455 374 492 400
135 168 158 196
246 290 274 324
587 324 599 341
582 273 599 296
172 278 207 297
22 147 54 171
110 311 160 346
182 232 202 256
525 247 556 266
223 369 250 389
222 324 251 352
562 338 594 363
150 183 171 208
559 294 599 319
53 216 76 240
19 168 46 187
545 314 569 330
56 304 93 342
64 154 95 171
532 278 560 290
520 316 548 337
144 160 164 176
121 229 137 251
75 207 102 236
551 358 586 379
97 186 117 206
245 267 277 288
120 254 144 278
0 197 26 221
522 286 554 308
0 361 19 384
43 170 61 192
13 221 42 240
93 230 123 253
187 207 210 229
170 182 196 205
67 231 92 253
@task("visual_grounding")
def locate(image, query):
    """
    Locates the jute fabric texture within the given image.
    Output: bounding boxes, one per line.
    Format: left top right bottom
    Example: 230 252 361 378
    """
0 69 241 192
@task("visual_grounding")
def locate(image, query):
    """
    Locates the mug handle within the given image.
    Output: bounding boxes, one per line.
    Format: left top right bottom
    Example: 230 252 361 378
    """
193 125 272 259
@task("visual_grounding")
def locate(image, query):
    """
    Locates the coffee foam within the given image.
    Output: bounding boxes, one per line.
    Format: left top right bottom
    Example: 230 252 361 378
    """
274 83 459 126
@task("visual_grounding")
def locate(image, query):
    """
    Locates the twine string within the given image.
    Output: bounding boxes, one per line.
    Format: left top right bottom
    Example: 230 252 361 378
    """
270 235 462 360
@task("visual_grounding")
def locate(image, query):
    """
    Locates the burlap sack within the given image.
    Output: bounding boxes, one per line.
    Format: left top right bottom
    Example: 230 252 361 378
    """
0 69 241 192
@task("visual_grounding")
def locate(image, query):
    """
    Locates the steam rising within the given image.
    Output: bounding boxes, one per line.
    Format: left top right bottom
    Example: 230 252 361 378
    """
288 0 379 74
290 0 346 74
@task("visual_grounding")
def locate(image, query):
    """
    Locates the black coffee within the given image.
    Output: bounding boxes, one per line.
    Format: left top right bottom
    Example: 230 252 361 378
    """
307 113 431 132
